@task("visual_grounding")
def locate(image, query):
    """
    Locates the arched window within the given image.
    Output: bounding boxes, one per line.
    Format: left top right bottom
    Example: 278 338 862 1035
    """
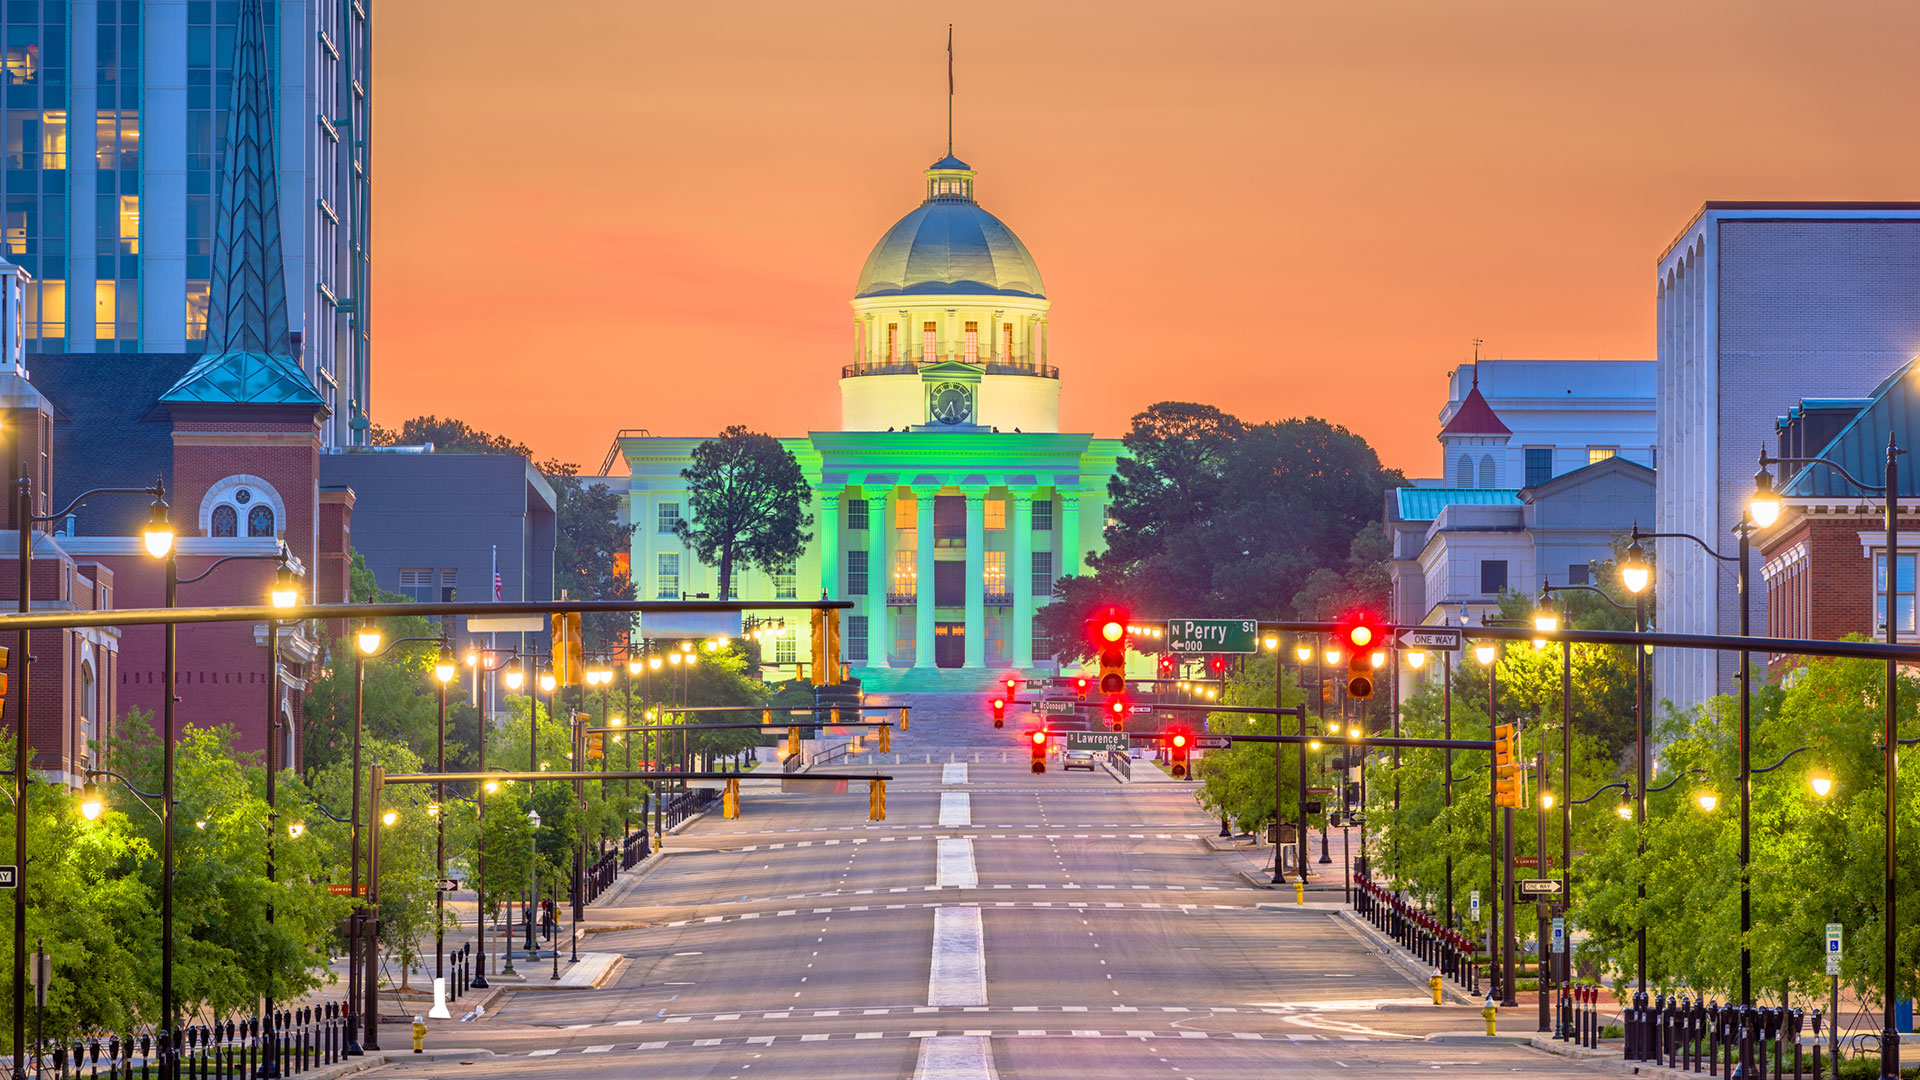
247 504 275 537
1455 455 1472 489
211 505 238 537
199 476 287 539
79 658 98 771
1478 455 1497 487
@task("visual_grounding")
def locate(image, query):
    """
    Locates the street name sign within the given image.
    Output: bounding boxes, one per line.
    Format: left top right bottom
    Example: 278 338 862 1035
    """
1036 700 1078 715
1516 879 1564 898
435 879 461 893
1165 619 1258 654
1395 627 1461 652
1512 855 1557 869
1068 731 1129 752
1826 923 1843 976
1192 735 1231 750
0 866 18 889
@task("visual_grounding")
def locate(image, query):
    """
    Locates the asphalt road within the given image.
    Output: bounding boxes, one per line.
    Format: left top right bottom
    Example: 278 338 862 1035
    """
371 746 1615 1079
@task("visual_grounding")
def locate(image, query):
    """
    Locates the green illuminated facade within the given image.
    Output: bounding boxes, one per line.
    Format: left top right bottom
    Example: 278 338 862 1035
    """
618 153 1124 687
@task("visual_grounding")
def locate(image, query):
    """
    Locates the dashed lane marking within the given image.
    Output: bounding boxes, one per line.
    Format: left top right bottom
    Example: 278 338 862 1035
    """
517 1030 1377 1058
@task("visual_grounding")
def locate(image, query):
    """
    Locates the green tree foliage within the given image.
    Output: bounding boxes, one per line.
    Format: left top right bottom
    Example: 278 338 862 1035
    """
370 416 534 457
1193 656 1310 834
1036 403 1403 660
675 426 814 602
547 465 639 652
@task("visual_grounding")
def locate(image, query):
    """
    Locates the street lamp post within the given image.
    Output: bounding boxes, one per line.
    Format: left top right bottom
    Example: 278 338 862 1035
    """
1751 438 1903 1077
13 476 171 1076
1473 631 1513 1005
1294 641 1313 882
433 645 455 994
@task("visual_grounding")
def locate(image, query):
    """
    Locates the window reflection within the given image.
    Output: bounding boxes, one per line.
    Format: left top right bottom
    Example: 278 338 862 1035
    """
4 47 38 86
186 281 210 341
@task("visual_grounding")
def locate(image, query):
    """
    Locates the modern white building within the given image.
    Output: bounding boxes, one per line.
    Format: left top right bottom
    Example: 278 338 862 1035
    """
617 152 1125 691
1655 203 1920 707
1387 358 1655 629
2 0 370 447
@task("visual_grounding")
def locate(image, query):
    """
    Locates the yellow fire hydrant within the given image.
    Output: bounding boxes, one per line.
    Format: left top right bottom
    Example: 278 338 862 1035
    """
1293 881 1305 905
1481 995 1498 1036
412 1015 427 1053
1429 971 1443 1005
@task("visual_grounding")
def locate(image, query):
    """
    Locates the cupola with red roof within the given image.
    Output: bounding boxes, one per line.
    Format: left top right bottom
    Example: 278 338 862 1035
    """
1438 363 1512 487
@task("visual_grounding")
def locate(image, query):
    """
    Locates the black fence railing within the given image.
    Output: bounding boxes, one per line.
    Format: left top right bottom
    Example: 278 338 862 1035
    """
1352 875 1479 996
1624 995 1824 1078
40 1001 349 1080
662 789 716 830
619 829 648 870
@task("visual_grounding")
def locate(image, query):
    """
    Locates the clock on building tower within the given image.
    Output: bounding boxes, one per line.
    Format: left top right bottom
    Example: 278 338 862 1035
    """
929 382 974 425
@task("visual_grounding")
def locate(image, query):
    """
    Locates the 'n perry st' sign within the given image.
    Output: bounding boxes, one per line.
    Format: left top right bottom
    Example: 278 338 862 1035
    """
1165 619 1258 654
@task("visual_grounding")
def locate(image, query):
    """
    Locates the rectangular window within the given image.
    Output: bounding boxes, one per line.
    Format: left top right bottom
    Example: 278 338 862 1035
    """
94 280 115 340
895 498 917 530
847 614 869 663
775 628 796 665
847 550 869 596
1479 559 1508 595
985 615 1006 664
892 546 916 596
1525 448 1553 487
1568 564 1590 586
118 195 139 254
1032 499 1053 531
1031 613 1051 664
656 553 680 599
984 499 1006 530
963 321 978 363
772 561 797 600
185 280 209 340
1876 552 1916 636
657 502 680 534
886 323 898 364
984 551 1007 597
1588 447 1617 466
892 615 915 662
398 568 434 604
440 569 458 602
1032 551 1055 599
933 496 965 542
922 321 937 363
1002 323 1014 362
848 498 869 531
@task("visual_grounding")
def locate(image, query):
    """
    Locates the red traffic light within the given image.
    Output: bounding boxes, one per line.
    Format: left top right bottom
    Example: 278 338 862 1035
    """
1171 731 1188 748
1341 613 1382 651
1074 677 1090 698
1109 699 1125 715
1004 677 1018 694
1208 656 1226 674
1031 729 1047 746
1100 620 1124 642
991 697 1007 717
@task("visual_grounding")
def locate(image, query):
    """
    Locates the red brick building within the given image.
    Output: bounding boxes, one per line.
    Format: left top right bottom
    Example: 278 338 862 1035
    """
1758 366 1920 679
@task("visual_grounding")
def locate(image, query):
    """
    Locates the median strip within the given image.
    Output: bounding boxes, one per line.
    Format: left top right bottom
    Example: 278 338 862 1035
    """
913 1035 996 1080
928 906 988 1006
936 838 978 888
939 792 972 827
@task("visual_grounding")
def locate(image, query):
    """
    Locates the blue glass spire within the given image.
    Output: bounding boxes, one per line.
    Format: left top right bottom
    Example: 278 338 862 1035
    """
162 0 322 407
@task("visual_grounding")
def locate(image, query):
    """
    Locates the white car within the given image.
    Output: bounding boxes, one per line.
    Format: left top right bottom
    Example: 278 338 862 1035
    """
1061 749 1099 772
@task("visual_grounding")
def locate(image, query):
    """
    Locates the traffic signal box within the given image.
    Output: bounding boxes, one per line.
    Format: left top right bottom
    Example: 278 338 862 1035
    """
587 734 605 761
1108 698 1126 731
0 645 11 717
1493 724 1525 808
810 608 844 687
1167 727 1191 779
991 697 1007 728
1073 677 1090 699
868 778 887 821
1089 610 1128 694
1030 729 1048 774
550 613 583 688
723 778 741 819
1341 616 1380 700
1207 656 1227 678
878 723 891 753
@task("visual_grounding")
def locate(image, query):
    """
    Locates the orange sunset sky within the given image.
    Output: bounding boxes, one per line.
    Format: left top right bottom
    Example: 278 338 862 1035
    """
373 1 1920 478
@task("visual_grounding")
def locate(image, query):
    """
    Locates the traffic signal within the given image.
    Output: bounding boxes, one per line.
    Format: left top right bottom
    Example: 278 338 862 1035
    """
1341 614 1381 700
0 645 11 717
1030 729 1048 773
1158 654 1176 678
587 734 604 761
1108 697 1127 731
1207 655 1227 678
1088 608 1129 694
868 778 887 821
1493 723 1524 808
991 697 1007 728
1167 726 1190 779
1004 676 1019 699
810 608 844 687
1073 676 1090 699
550 613 584 688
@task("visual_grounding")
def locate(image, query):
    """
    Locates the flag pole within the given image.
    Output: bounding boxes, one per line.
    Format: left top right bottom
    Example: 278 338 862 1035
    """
947 24 954 156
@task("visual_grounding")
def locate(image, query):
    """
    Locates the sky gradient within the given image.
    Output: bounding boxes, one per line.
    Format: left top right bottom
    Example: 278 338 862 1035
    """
372 0 1920 478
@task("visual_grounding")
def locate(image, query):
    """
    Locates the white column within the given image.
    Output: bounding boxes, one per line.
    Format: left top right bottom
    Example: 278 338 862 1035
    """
963 490 986 668
1060 494 1083 577
914 491 937 668
865 493 889 667
142 0 189 350
818 490 841 599
1011 491 1033 669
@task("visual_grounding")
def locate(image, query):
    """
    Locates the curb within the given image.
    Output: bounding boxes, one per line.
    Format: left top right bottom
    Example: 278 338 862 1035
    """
294 1047 495 1080
1332 908 1481 1007
1525 1035 1617 1060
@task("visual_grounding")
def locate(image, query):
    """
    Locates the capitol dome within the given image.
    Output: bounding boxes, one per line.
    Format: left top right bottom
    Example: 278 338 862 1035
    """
853 156 1046 300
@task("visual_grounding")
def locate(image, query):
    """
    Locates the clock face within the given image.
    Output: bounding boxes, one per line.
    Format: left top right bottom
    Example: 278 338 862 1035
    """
930 382 974 425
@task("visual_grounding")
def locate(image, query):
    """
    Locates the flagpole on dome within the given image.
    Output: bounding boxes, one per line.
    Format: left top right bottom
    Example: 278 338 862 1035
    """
947 24 954 157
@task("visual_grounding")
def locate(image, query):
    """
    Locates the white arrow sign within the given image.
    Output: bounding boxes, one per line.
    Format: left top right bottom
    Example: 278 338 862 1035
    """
1395 627 1461 652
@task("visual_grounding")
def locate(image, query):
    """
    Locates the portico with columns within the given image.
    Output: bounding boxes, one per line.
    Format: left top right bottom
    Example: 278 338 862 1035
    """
616 148 1125 689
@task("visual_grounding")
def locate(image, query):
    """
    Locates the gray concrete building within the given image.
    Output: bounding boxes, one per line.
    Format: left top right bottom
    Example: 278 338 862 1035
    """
319 450 558 635
1656 204 1920 707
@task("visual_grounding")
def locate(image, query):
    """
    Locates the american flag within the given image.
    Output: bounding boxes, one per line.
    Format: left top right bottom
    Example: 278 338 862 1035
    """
493 571 503 601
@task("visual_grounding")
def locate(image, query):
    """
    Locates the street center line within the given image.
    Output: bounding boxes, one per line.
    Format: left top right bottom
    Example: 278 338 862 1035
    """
939 792 972 827
913 1035 997 1080
928 906 987 1006
936 837 978 888
942 763 969 785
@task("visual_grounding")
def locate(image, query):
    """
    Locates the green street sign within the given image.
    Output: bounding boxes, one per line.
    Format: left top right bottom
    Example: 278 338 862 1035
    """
1067 731 1129 752
1165 619 1258 654
1036 700 1078 715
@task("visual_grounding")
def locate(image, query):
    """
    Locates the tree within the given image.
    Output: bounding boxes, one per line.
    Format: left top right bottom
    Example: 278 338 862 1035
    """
547 463 639 652
675 426 813 602
370 416 532 457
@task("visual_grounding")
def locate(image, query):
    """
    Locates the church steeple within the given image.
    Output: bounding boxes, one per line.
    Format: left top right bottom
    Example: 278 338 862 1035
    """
160 0 322 406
